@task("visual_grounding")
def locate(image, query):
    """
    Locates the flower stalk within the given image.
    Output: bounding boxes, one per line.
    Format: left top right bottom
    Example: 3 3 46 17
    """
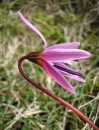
18 55 99 130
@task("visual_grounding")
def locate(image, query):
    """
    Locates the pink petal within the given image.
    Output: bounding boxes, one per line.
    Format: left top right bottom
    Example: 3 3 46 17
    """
18 11 47 49
58 70 85 82
42 49 91 62
47 42 80 50
40 59 76 94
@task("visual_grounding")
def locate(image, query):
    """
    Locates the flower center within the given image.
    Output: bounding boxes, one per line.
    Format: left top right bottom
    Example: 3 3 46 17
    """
27 52 43 65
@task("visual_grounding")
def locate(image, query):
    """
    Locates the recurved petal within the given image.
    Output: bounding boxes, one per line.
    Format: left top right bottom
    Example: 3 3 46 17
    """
42 49 91 62
40 59 76 94
18 11 47 49
46 42 80 50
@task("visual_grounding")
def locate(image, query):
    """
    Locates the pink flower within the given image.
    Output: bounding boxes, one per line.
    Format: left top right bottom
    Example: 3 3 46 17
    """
18 11 91 94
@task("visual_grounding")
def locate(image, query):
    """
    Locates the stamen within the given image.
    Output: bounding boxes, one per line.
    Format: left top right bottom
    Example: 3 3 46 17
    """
53 64 82 76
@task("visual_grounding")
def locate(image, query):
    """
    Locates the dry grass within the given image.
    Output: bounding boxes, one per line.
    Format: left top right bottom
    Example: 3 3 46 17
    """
0 0 99 130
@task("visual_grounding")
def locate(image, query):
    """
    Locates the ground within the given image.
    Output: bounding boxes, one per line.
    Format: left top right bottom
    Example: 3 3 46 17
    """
0 0 99 130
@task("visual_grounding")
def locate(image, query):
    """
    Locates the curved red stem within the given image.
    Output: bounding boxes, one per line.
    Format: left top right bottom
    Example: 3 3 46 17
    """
18 55 99 130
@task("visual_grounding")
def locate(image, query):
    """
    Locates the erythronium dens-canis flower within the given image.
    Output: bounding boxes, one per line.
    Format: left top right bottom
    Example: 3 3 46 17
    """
18 11 91 94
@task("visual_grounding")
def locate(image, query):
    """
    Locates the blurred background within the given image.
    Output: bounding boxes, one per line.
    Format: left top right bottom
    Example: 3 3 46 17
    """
0 0 99 130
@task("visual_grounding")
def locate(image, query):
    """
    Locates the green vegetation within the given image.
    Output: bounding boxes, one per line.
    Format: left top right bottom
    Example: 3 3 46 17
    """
0 0 99 130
